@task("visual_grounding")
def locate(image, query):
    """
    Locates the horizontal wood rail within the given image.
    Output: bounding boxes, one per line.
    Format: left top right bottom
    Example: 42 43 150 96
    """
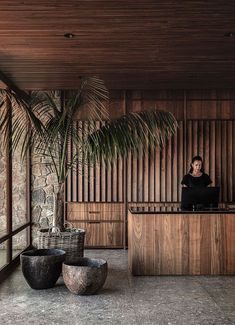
88 221 101 224
0 222 31 245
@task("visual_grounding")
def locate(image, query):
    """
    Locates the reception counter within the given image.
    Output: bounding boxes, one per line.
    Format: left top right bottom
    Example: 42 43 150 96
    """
128 207 235 275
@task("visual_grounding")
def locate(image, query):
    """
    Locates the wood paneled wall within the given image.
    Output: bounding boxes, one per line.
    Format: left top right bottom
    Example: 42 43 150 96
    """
186 120 235 202
126 121 184 202
66 121 124 203
66 89 235 203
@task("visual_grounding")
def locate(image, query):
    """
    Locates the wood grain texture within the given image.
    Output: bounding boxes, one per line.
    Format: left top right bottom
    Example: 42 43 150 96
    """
66 202 125 247
66 118 235 204
66 89 235 205
128 202 180 209
66 120 124 203
128 211 235 275
66 202 124 222
185 120 235 202
0 2 235 89
72 221 124 248
63 90 235 250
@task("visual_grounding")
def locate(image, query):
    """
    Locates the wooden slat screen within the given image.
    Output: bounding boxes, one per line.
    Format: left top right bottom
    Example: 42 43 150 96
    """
66 120 235 203
66 121 124 202
186 120 235 202
126 121 184 202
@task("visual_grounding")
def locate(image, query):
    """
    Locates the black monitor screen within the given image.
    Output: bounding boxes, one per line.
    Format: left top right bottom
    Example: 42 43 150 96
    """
181 187 220 210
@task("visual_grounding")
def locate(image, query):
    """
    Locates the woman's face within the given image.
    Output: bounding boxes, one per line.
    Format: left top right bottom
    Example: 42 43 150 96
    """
191 160 202 172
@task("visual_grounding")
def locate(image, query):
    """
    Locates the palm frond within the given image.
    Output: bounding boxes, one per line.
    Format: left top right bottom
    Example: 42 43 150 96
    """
77 76 109 121
28 77 109 183
0 89 48 160
85 110 178 163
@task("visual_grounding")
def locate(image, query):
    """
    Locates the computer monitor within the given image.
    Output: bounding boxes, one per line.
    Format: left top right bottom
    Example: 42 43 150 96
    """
181 187 220 210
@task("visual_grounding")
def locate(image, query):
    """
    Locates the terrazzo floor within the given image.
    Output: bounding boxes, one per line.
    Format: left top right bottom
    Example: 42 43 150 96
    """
0 249 235 325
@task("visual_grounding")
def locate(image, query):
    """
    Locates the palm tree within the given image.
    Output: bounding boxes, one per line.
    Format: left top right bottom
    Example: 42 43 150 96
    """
0 77 177 232
85 110 177 163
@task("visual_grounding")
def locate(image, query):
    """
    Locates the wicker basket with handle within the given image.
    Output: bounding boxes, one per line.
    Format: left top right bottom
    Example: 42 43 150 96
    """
36 219 85 262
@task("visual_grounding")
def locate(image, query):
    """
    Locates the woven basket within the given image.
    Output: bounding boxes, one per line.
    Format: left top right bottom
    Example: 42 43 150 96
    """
36 223 85 262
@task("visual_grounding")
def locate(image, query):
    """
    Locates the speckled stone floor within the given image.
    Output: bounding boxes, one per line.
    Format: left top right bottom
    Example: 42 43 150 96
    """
0 249 235 325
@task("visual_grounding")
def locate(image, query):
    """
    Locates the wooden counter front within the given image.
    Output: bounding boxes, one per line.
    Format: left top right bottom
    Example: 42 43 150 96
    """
128 210 235 275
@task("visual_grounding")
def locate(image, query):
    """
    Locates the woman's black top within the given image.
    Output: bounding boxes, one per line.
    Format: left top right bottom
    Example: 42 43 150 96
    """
181 173 212 187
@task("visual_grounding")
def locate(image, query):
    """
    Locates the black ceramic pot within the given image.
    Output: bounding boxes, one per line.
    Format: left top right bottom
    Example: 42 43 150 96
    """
63 257 108 295
21 249 66 290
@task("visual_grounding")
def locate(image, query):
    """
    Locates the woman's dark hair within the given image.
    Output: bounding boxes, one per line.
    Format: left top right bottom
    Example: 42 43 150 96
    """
189 155 204 173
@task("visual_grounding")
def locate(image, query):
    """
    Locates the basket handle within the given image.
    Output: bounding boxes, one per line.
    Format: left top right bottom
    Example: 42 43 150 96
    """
64 221 74 230
48 226 61 236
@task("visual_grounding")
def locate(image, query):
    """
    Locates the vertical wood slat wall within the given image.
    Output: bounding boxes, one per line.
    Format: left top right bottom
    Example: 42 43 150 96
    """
186 120 235 202
66 119 235 203
66 120 124 203
127 121 184 202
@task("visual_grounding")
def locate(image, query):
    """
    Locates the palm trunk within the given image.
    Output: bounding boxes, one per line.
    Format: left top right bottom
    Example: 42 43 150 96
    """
52 183 65 231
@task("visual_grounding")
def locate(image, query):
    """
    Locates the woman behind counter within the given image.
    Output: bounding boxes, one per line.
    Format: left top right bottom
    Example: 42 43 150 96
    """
181 155 212 187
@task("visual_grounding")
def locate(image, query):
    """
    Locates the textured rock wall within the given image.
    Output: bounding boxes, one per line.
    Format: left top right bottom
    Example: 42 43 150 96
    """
31 155 58 242
31 91 61 243
0 146 58 248
0 91 61 248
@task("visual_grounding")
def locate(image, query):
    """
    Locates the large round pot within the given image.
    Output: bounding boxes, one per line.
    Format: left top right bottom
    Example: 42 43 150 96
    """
63 257 108 295
20 248 66 290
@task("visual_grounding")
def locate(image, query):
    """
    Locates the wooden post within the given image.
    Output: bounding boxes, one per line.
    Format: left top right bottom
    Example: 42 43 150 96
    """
5 93 12 263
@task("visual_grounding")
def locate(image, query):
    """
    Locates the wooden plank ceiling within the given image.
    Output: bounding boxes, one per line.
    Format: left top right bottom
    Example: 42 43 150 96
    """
0 0 235 90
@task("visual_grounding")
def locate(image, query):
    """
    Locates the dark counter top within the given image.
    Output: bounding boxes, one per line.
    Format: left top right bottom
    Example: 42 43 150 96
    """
128 206 235 214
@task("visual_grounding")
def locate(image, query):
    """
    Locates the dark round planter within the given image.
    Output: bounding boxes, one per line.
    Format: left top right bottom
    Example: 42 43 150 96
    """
21 249 66 290
63 257 108 295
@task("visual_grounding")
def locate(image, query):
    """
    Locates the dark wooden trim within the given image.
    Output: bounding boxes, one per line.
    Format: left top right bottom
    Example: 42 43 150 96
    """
186 98 235 101
123 90 128 249
5 95 12 263
84 246 124 249
26 105 32 247
0 223 31 244
183 90 187 176
27 151 32 247
65 201 125 204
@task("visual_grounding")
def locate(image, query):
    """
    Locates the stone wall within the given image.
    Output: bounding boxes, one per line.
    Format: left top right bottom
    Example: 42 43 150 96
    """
31 91 61 244
31 155 58 243
0 146 59 248
0 91 61 250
